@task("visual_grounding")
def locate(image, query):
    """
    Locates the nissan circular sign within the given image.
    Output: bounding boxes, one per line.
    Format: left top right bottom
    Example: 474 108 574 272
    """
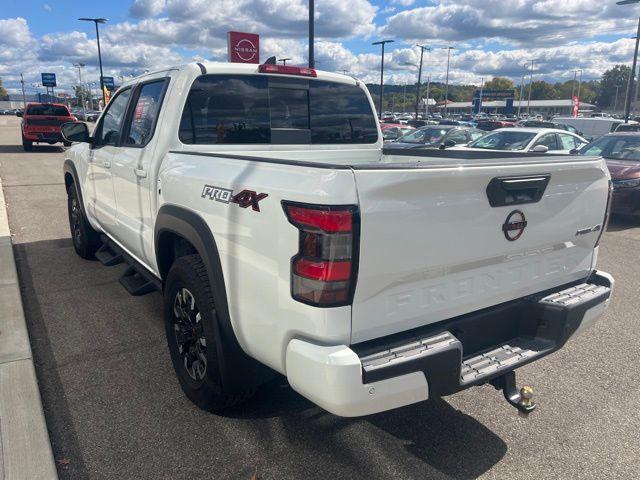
227 31 260 64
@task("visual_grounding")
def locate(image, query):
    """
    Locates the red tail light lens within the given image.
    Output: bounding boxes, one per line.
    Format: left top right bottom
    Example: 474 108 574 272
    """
283 202 359 307
259 64 317 77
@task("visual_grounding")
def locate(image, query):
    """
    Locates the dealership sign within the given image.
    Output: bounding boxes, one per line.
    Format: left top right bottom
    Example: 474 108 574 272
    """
41 73 57 87
227 31 260 64
101 76 115 91
473 89 515 100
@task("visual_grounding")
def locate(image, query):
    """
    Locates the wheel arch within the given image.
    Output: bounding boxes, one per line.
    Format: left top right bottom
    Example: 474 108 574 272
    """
154 204 274 392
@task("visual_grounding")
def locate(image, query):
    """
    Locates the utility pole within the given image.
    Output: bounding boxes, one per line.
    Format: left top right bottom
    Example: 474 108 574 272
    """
518 64 527 117
20 73 27 110
576 69 583 104
443 46 454 117
425 75 431 117
74 63 86 119
617 0 640 122
308 0 315 68
402 84 406 112
372 39 394 119
527 59 535 116
414 45 430 119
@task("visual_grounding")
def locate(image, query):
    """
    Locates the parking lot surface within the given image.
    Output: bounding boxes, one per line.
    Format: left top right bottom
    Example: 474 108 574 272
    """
0 115 639 480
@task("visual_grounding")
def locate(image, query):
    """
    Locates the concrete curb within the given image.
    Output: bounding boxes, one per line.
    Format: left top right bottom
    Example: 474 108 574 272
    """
0 176 58 479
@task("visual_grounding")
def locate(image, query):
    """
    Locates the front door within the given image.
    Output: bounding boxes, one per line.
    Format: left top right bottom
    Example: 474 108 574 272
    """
88 88 132 234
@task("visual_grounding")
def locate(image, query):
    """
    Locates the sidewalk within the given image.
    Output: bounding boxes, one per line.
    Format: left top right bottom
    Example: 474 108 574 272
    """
0 176 57 479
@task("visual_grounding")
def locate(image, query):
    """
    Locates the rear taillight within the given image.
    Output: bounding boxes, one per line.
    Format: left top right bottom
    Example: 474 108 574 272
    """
595 179 613 247
283 202 359 307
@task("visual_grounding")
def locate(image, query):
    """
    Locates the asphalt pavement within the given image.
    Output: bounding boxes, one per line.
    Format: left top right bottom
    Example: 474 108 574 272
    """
0 115 639 480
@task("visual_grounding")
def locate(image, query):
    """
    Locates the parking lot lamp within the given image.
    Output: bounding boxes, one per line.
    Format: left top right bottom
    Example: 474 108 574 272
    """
517 64 527 117
443 46 454 117
617 0 640 122
73 63 86 119
526 59 536 116
372 40 394 119
278 58 291 66
79 17 108 106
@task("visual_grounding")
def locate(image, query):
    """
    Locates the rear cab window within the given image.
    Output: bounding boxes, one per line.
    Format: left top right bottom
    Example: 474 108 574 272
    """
178 74 378 145
26 105 70 116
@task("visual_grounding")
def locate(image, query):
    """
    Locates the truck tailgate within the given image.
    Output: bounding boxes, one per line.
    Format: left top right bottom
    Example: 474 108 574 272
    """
351 154 609 343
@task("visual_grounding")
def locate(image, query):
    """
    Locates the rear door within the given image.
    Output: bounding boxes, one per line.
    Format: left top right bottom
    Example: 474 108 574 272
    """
350 154 609 343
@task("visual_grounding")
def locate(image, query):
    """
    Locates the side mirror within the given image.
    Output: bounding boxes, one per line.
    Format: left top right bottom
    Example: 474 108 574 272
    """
531 145 549 153
569 148 579 155
16 111 23 117
61 122 91 144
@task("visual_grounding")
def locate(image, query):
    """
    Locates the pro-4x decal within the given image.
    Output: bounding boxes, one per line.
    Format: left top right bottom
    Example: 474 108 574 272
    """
201 185 268 212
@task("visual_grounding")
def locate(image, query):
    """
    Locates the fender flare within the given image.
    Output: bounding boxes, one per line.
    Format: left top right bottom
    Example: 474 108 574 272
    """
63 159 87 215
154 204 273 392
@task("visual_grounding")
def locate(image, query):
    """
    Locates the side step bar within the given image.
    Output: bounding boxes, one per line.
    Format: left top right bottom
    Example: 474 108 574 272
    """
97 235 161 296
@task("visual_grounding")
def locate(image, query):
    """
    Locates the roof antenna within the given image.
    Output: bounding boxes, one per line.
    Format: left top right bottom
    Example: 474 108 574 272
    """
264 56 277 65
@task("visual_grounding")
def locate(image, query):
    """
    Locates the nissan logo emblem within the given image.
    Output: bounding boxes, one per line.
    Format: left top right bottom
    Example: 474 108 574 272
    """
502 210 527 241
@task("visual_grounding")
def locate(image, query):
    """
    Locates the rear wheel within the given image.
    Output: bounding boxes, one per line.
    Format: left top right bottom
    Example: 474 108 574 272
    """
164 255 254 411
67 183 100 259
22 136 32 151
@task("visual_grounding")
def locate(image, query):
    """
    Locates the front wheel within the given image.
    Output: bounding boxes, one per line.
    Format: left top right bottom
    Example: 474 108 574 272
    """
164 255 255 411
67 183 100 259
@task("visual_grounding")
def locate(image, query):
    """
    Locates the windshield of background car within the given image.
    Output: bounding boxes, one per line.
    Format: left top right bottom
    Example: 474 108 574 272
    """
580 136 640 160
397 127 448 144
26 105 69 116
468 131 536 150
179 74 378 145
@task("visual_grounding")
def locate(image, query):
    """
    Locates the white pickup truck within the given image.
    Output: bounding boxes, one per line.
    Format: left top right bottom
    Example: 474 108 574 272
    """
61 62 613 417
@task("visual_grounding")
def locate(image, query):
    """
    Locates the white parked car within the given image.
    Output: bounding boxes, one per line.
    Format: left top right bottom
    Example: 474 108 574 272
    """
61 62 613 418
451 128 589 154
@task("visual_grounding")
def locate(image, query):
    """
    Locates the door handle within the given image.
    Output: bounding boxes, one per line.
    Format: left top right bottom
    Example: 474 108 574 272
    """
486 174 551 207
103 160 111 168
134 168 147 178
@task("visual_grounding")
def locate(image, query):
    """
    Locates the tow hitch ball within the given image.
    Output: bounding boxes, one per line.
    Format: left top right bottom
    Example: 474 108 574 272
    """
490 371 537 415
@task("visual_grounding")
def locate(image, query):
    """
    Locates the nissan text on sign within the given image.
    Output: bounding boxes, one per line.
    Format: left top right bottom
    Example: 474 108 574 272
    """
227 31 260 64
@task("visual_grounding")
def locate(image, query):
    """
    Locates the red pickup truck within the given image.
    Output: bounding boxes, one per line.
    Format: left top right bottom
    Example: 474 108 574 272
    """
21 103 76 151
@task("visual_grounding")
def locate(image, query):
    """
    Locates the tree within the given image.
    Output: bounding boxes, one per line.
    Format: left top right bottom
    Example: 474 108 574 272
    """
0 78 8 99
72 85 92 108
483 77 515 91
598 65 632 108
529 81 559 100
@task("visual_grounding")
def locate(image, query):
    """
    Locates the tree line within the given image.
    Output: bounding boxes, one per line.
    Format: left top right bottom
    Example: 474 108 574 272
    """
368 65 633 112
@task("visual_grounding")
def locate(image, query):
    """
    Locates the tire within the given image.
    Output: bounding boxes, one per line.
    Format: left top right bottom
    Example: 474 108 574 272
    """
67 182 100 259
63 141 72 147
22 137 33 151
164 254 255 411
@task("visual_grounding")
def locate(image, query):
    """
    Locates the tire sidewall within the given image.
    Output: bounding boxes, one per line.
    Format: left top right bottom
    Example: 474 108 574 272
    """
163 257 224 409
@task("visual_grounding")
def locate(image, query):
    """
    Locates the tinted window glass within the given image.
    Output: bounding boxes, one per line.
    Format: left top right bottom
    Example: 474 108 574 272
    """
609 137 640 160
98 89 131 146
534 133 559 150
179 75 270 144
125 81 165 146
269 87 309 129
558 133 577 150
579 136 613 156
27 105 69 116
179 74 377 145
469 131 536 150
446 129 467 144
309 81 378 144
398 127 448 144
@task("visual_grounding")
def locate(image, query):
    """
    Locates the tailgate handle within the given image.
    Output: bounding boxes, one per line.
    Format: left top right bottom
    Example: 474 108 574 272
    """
486 174 550 207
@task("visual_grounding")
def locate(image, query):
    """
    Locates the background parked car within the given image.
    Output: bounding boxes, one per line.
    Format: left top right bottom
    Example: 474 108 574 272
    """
580 133 640 218
387 125 485 149
614 123 640 133
451 128 588 154
476 119 516 131
20 102 76 151
381 123 415 141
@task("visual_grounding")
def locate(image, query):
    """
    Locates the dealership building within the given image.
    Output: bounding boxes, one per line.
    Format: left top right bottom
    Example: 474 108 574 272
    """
437 99 596 117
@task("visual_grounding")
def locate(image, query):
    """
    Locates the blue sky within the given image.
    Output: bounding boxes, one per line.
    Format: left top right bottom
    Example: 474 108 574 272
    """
1 0 639 93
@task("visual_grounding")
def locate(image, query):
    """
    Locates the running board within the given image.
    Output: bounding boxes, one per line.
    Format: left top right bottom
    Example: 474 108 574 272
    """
95 240 124 266
97 235 161 296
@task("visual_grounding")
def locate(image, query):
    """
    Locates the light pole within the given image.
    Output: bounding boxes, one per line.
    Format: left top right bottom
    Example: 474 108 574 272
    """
527 59 536 116
477 77 484 115
73 63 86 119
372 39 394 119
614 85 623 112
425 75 431 117
402 84 406 112
20 73 27 110
308 0 314 68
414 45 430 119
617 0 640 122
576 69 583 104
79 17 108 106
279 58 291 65
518 63 527 117
443 46 454 117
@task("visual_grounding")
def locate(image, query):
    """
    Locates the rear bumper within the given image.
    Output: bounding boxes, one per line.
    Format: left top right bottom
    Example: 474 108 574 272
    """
23 130 63 143
285 271 613 417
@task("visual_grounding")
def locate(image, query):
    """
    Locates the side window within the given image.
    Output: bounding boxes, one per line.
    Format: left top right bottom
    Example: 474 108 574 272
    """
558 133 577 150
97 89 131 146
446 129 467 144
124 81 166 146
469 131 484 142
534 133 559 151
